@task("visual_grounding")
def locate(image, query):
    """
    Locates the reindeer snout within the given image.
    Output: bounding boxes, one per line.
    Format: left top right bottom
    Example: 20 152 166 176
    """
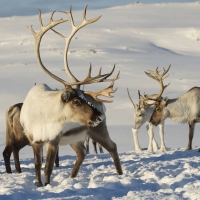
88 114 104 127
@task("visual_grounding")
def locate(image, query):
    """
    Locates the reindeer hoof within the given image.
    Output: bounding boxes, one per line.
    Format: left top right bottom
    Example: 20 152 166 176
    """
35 182 43 187
135 148 142 153
45 183 49 186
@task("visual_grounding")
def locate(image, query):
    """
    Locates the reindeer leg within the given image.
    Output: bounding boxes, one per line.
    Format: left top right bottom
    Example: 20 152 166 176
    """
85 135 90 154
132 128 142 152
89 121 123 175
69 141 86 178
146 123 155 152
92 140 98 154
158 121 167 152
3 145 13 173
44 143 59 186
54 147 59 167
32 143 43 187
98 143 104 153
12 144 24 173
186 123 195 150
12 147 21 173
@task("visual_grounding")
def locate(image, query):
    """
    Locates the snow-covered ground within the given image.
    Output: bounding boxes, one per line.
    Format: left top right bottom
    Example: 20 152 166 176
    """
1 0 200 199
1 148 200 199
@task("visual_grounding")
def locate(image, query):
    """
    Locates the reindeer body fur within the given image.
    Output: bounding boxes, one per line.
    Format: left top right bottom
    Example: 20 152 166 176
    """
21 84 84 143
20 84 106 145
156 87 200 124
151 87 200 150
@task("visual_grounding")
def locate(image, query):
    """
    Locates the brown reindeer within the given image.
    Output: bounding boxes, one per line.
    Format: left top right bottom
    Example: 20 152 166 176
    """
20 6 122 187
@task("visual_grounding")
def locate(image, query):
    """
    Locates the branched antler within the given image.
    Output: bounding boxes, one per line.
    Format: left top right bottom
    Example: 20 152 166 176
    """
131 65 171 110
52 5 102 85
84 76 119 103
28 9 73 90
29 6 119 102
127 88 136 108
144 65 171 100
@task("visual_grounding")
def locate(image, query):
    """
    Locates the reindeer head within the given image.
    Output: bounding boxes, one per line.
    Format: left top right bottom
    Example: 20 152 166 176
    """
127 89 152 129
150 96 169 126
29 6 120 127
128 65 171 129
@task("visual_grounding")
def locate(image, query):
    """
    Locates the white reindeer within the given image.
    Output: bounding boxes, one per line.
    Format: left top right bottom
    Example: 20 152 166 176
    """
127 90 166 153
127 65 171 153
149 70 200 150
20 6 122 187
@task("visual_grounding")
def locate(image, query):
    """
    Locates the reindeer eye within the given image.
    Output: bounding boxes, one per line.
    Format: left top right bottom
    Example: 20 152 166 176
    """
156 107 160 112
72 98 82 106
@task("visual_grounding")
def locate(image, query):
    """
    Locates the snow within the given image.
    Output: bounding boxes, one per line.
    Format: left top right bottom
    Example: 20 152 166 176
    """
1 148 200 199
1 0 200 199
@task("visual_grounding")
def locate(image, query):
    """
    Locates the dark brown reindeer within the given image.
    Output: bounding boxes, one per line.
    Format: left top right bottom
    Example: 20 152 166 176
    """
20 6 122 187
3 103 59 173
3 103 28 173
148 67 200 150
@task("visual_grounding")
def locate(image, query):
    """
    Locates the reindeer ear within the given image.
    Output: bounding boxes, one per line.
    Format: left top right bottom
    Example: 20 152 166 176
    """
61 90 71 102
164 96 168 102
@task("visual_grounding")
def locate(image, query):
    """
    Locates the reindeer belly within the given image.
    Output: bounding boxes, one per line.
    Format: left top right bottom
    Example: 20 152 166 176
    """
59 127 87 146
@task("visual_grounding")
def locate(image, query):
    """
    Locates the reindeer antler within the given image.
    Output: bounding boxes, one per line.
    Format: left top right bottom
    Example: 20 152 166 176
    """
28 9 71 89
127 88 136 108
29 6 119 102
144 65 171 100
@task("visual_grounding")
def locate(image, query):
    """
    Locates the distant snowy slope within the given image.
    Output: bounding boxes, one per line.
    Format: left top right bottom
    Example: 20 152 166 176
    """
0 0 197 17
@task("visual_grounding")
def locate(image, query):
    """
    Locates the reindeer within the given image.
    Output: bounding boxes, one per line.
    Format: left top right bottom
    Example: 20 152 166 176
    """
148 68 200 151
129 65 171 152
20 6 122 187
127 65 171 152
126 65 171 153
127 89 166 152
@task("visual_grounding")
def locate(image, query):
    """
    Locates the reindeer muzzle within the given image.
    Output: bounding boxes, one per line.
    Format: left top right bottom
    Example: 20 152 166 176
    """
77 89 105 127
